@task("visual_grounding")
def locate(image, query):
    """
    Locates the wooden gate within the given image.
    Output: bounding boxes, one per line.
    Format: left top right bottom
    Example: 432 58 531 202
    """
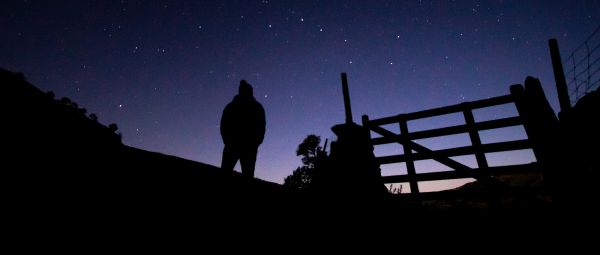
362 77 558 194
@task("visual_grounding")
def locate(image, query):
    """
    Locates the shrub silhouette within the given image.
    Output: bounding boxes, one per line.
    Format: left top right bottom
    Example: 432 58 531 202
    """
89 113 98 122
108 123 118 133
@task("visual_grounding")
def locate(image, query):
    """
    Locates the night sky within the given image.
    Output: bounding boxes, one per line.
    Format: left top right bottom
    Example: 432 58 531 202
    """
2 1 599 190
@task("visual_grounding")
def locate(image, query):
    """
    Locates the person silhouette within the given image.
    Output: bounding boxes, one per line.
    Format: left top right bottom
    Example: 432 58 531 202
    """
220 80 266 178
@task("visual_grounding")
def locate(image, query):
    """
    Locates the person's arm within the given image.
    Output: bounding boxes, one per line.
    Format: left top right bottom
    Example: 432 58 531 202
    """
257 104 266 145
221 104 231 145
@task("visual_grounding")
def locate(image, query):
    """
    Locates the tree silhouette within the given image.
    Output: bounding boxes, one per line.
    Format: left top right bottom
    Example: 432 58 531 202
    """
284 134 327 189
296 134 321 168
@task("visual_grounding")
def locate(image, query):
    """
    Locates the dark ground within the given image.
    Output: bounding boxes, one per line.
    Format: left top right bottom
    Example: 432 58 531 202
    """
3 67 599 245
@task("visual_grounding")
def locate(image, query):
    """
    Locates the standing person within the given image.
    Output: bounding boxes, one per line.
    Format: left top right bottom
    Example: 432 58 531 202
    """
220 80 266 178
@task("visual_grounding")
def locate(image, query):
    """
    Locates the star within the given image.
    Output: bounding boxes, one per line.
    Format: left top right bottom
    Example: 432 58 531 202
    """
4 0 590 189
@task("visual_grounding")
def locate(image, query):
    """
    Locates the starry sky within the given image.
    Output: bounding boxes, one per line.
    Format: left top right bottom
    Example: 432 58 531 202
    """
2 0 599 189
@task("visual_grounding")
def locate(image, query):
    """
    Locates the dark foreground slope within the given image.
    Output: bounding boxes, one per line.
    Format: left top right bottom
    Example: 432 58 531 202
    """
1 68 418 242
4 68 599 244
0 68 466 220
2 68 293 224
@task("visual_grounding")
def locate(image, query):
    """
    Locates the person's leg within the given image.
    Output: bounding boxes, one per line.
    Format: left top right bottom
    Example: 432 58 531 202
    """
221 145 239 171
240 146 258 178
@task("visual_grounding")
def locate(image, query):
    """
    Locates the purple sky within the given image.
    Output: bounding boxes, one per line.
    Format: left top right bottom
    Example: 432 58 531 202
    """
2 0 599 189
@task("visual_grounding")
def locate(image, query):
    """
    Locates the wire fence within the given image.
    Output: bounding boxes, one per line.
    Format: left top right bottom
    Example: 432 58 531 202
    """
562 25 600 105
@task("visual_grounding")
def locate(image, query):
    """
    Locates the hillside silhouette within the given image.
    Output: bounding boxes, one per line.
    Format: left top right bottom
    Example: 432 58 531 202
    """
0 68 466 219
5 66 600 240
2 68 292 229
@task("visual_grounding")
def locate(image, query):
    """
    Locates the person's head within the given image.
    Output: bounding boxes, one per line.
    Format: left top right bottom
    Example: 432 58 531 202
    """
239 80 253 97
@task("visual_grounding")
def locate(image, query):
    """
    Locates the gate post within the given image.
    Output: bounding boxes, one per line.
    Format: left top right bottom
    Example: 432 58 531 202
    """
511 78 562 195
549 39 571 113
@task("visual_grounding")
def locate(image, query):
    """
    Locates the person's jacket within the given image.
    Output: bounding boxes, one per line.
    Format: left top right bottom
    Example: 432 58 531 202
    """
220 94 266 147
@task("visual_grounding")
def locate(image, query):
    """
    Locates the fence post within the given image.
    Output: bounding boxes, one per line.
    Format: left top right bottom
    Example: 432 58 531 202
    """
549 39 571 113
462 104 489 170
361 115 371 139
511 79 562 193
510 84 543 161
341 73 353 124
399 115 419 194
